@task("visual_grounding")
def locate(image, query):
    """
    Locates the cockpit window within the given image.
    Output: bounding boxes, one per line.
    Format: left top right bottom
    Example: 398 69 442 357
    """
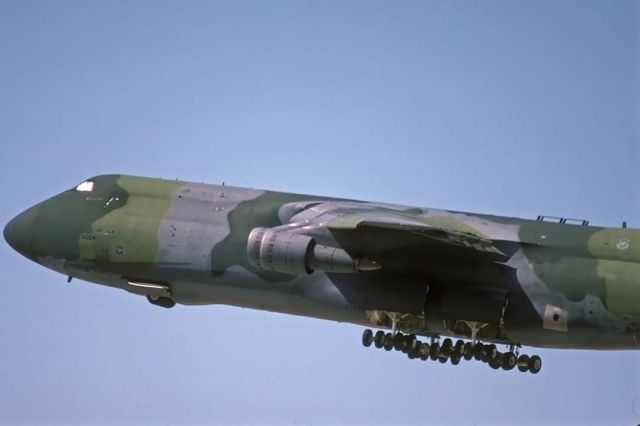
75 181 95 192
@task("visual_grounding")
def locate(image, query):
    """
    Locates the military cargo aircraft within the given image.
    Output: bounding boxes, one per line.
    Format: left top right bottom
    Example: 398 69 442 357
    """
5 175 640 373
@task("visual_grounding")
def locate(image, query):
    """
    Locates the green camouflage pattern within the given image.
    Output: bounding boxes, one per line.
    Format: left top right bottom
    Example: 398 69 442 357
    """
4 174 640 352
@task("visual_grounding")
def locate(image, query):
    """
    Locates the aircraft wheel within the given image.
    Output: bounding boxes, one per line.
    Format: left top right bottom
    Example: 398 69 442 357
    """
404 334 417 352
528 355 542 374
501 352 517 370
487 344 498 358
374 330 385 348
517 354 529 372
393 333 405 351
473 344 484 360
483 344 498 362
406 341 418 359
463 342 474 360
383 333 394 351
438 356 447 364
362 329 374 347
429 343 440 361
489 358 501 370
416 342 429 359
441 338 453 355
147 295 175 308
450 355 460 366
454 340 465 357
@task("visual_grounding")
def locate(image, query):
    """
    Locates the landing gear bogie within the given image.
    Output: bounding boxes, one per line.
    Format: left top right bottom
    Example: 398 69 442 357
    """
359 329 542 374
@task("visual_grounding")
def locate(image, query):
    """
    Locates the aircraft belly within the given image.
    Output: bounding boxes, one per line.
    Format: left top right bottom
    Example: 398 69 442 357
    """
169 267 368 324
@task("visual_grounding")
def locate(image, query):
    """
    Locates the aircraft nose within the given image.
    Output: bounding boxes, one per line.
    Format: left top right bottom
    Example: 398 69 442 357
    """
4 207 37 258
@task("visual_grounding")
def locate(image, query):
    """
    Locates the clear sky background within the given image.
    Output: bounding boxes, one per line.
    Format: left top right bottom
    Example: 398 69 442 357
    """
1 1 639 425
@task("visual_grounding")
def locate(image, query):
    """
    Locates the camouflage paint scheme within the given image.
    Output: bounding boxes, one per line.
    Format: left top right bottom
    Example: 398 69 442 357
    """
4 174 640 350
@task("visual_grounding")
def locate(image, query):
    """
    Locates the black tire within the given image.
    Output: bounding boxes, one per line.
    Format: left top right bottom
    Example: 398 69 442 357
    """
464 342 473 355
429 343 440 361
528 355 542 374
147 296 176 308
517 354 529 372
453 340 464 356
463 342 474 360
473 344 484 361
405 334 417 352
450 356 460 366
374 330 385 348
423 342 431 357
482 345 498 363
414 341 424 356
362 329 374 347
393 333 404 351
486 344 498 360
383 333 394 351
438 356 447 364
441 338 453 356
501 352 517 370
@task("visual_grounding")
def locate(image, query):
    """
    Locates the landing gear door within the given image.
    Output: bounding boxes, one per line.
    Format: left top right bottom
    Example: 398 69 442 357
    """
330 272 427 315
439 284 509 326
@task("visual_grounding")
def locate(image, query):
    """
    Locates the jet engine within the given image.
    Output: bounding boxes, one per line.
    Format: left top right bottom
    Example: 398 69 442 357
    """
247 227 380 275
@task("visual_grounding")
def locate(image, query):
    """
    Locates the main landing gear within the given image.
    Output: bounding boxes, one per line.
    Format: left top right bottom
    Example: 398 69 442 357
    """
361 329 542 374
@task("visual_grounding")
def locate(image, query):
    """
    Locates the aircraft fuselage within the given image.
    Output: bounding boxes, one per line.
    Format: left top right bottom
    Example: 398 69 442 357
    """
5 175 640 359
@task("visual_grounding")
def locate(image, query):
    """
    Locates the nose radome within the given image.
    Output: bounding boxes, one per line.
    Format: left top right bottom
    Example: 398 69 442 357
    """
4 207 37 259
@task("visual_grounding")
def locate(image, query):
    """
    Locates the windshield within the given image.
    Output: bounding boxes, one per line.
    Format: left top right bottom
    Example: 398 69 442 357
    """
75 181 94 192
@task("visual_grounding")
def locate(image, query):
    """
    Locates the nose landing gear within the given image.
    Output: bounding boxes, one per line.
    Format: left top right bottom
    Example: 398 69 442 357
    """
146 295 176 309
361 329 542 374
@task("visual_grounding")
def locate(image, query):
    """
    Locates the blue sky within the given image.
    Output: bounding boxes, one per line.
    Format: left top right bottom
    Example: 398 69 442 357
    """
0 1 638 424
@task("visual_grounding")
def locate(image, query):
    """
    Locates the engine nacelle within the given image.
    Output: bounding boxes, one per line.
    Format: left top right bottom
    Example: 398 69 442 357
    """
247 227 380 275
247 227 314 274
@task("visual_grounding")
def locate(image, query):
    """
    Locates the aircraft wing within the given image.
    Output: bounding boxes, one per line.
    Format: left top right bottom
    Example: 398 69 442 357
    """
326 211 510 259
248 201 530 277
